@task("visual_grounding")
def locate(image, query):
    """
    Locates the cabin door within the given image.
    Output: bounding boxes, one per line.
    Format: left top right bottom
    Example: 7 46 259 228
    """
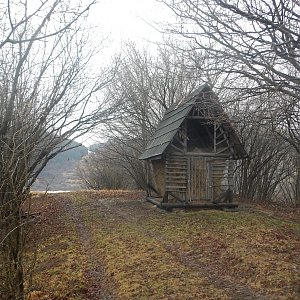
188 157 210 201
188 158 230 202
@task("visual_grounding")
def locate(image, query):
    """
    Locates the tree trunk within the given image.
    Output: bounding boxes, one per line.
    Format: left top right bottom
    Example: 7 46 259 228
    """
295 155 300 208
4 200 25 300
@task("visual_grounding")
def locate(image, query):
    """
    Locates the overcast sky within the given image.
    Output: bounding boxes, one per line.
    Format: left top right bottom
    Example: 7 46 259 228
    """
79 0 174 146
90 0 172 46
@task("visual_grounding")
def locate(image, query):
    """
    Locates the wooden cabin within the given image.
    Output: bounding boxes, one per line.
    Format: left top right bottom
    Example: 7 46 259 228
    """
139 84 247 209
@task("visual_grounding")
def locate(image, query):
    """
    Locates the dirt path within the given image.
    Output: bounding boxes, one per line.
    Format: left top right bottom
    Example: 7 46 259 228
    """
88 198 268 300
27 191 300 300
31 191 300 300
56 193 268 300
60 195 116 300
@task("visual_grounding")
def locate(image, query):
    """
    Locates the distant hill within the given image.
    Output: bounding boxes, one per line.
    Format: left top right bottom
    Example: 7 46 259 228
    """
32 140 88 191
88 142 105 152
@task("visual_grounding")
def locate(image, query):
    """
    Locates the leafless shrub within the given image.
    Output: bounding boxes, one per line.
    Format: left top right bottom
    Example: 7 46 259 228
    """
78 145 133 190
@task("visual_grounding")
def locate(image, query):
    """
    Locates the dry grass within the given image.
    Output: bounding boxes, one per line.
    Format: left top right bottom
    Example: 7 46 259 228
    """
16 190 300 299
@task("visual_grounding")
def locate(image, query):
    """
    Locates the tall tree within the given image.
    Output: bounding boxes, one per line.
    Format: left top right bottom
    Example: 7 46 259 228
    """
0 1 116 298
103 43 203 188
161 0 300 205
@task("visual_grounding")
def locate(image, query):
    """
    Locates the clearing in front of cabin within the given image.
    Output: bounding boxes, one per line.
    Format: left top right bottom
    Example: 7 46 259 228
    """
9 190 300 300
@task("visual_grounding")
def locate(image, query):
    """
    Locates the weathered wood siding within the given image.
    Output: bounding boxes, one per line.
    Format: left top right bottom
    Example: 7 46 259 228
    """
163 156 230 202
151 159 165 196
211 159 227 201
165 154 188 202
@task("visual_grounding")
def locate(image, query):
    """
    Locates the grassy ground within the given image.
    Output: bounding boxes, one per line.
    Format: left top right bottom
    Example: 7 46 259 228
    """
20 191 300 299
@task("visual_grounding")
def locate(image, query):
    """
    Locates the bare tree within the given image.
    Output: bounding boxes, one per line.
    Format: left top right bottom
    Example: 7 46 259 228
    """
0 1 116 298
161 0 300 98
161 0 300 205
102 42 204 188
234 103 290 202
279 152 300 206
77 144 132 190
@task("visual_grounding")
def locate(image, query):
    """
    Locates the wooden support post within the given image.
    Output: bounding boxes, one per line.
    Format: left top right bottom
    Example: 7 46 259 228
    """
162 192 169 203
214 121 217 153
187 157 191 203
146 160 151 197
227 158 234 203
207 160 213 202
184 120 187 154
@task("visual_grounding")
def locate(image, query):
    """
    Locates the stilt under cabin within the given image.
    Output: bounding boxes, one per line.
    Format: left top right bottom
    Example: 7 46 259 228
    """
139 84 247 210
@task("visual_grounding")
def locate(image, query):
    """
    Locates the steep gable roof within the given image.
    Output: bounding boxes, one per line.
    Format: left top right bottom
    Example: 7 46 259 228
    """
139 84 246 160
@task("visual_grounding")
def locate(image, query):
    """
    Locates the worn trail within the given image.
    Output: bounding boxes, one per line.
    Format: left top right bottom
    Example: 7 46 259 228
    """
59 193 269 300
90 197 268 300
30 191 300 299
60 195 116 300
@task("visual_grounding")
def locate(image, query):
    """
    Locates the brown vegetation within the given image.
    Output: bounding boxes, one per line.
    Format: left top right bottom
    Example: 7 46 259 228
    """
12 191 300 300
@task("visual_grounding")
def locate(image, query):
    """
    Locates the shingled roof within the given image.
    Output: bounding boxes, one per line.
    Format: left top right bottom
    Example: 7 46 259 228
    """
139 84 246 160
